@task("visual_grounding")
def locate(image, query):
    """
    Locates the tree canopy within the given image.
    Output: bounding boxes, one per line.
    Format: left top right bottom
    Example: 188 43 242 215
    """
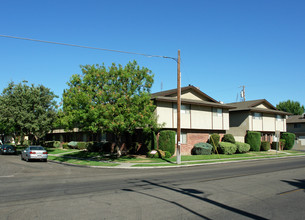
61 61 160 147
276 100 305 115
0 81 58 142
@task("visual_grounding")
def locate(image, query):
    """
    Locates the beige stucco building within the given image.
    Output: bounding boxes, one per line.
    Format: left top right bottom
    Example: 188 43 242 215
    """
228 99 290 143
151 85 234 155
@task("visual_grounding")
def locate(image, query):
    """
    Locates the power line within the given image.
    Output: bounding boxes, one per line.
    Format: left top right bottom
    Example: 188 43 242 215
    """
0 34 177 61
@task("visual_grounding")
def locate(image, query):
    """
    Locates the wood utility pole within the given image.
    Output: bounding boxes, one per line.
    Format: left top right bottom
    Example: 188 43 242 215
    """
177 50 181 164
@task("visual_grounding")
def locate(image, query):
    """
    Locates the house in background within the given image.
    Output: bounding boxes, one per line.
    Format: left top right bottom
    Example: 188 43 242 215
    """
228 99 290 143
151 85 234 155
286 114 305 147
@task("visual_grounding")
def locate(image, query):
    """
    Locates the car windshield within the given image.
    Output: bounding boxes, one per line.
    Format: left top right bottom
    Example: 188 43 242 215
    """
30 146 44 150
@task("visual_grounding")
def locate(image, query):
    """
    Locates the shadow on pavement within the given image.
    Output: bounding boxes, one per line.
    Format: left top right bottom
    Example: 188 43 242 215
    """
122 179 268 220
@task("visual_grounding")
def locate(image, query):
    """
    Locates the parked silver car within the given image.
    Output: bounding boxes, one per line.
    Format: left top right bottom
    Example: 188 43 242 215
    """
21 146 48 162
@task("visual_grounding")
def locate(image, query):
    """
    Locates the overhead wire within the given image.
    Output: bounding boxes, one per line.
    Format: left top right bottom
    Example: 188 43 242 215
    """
0 34 177 62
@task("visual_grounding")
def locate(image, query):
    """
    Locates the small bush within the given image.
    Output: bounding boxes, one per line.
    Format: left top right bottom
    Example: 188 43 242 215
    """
191 142 213 155
235 142 250 153
164 151 171 158
245 131 261 151
54 141 61 148
222 134 236 144
261 141 271 151
158 130 176 156
62 143 69 149
218 142 237 155
208 133 220 151
281 132 295 150
77 142 88 150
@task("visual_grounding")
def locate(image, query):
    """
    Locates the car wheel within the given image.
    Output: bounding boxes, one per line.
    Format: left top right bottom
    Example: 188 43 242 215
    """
44 159 47 162
21 155 24 160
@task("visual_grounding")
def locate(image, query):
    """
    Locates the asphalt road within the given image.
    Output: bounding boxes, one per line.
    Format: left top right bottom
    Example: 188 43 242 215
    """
1 154 305 220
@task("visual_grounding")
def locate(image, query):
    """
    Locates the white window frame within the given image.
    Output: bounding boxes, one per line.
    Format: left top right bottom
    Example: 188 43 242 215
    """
173 104 190 114
253 112 262 120
213 108 222 117
276 115 283 121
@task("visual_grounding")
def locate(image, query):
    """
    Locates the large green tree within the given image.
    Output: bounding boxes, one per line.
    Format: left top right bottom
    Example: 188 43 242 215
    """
276 100 305 115
0 81 58 143
61 61 160 154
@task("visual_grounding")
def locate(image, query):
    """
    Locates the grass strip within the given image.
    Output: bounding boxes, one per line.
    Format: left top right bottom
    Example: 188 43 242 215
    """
48 156 119 166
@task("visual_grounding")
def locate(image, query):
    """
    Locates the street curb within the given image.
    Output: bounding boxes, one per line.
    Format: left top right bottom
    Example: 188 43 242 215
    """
48 154 305 169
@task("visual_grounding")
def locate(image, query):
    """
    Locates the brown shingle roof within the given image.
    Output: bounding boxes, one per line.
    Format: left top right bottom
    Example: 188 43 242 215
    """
151 85 235 109
287 115 305 124
228 99 291 115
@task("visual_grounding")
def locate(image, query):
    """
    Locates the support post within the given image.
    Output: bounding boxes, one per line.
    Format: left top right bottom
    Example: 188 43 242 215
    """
177 50 181 164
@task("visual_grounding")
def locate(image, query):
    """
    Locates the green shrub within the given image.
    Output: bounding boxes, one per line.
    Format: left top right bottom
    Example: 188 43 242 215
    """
222 134 236 144
54 141 61 148
158 130 176 156
76 142 88 150
281 132 295 150
261 141 271 151
62 143 69 149
208 133 220 151
164 151 171 158
218 142 237 155
191 142 213 155
235 142 250 153
245 131 261 151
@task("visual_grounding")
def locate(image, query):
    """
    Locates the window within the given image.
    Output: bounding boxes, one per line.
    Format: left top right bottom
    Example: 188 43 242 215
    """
253 112 262 120
276 115 283 121
175 132 187 144
213 108 222 117
294 124 301 128
173 104 190 114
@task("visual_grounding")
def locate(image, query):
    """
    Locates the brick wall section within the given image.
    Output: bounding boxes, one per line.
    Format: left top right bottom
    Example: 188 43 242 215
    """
178 132 225 155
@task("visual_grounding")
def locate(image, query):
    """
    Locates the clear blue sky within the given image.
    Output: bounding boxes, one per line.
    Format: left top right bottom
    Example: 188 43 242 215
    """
1 0 304 107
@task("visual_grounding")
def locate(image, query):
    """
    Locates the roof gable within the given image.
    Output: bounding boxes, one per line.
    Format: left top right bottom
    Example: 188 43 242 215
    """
151 85 219 103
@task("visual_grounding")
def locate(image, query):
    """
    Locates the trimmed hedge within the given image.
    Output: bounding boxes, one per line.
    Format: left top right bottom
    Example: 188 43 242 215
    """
245 131 261 151
158 130 176 156
208 133 220 151
281 132 295 150
222 134 236 144
235 142 250 153
218 142 237 155
261 141 271 151
191 142 213 155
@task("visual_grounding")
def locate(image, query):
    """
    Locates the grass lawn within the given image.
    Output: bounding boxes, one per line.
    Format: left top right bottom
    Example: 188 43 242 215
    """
48 156 120 166
48 150 305 167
